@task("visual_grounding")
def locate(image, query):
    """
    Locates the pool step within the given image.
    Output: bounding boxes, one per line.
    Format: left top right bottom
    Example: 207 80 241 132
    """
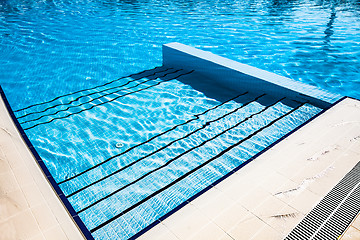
15 67 190 130
14 66 167 115
12 43 345 240
51 96 321 238
16 68 324 239
88 100 313 235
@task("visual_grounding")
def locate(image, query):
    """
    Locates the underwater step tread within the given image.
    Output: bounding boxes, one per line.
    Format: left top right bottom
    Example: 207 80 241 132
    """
16 67 174 120
22 70 194 130
19 68 184 124
64 93 268 199
89 100 307 233
57 91 250 185
14 66 165 113
72 97 297 214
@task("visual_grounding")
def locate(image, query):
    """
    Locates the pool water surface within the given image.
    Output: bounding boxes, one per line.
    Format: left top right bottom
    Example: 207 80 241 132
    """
14 67 323 239
1 0 359 110
1 0 359 239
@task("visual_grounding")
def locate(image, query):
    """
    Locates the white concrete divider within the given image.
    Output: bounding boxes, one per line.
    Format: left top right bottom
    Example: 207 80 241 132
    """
162 42 342 109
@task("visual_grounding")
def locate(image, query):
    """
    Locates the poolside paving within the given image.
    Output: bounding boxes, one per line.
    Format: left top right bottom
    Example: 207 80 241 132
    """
0 97 84 240
139 97 360 240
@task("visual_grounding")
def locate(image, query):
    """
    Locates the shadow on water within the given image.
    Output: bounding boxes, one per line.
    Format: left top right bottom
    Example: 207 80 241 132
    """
266 0 299 16
323 6 336 50
175 70 288 109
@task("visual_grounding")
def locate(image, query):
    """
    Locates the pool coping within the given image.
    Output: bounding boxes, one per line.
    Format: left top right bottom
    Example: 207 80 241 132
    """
163 42 342 109
0 85 94 240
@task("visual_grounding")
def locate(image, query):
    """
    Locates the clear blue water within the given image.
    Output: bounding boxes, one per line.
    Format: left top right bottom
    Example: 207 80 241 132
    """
14 66 322 239
1 0 360 111
1 0 359 239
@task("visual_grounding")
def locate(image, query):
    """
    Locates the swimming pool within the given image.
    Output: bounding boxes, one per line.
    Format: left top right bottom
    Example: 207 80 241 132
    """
14 65 324 239
1 0 359 239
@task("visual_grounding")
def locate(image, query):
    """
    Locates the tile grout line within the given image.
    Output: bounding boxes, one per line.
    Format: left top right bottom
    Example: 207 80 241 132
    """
187 199 236 240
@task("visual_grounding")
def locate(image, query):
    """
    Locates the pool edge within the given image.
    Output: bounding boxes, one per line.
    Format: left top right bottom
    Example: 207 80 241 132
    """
163 42 343 109
0 85 94 240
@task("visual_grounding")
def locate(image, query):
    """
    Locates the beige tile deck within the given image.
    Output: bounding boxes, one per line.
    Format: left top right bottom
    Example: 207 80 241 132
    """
0 97 85 240
139 97 360 240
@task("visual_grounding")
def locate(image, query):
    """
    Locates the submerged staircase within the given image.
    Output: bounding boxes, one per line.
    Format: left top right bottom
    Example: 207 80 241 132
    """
13 43 342 240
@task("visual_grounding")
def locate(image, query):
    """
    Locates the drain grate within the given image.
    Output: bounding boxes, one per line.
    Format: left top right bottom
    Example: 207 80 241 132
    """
285 161 360 240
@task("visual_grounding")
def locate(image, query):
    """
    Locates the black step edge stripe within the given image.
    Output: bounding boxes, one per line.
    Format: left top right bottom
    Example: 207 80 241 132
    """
0 85 95 240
